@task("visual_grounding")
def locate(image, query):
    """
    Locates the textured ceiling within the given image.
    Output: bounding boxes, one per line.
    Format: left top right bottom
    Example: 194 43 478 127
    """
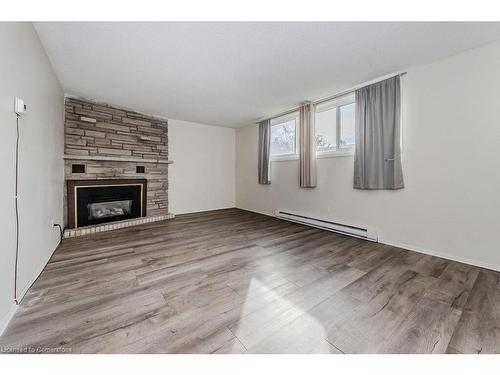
35 22 500 127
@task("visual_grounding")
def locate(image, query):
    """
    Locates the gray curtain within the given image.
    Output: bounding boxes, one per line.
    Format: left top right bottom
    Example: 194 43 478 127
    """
354 76 404 190
258 119 271 185
299 102 317 188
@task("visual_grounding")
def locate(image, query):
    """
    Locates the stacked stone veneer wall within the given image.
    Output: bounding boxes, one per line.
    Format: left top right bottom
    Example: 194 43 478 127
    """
64 97 169 224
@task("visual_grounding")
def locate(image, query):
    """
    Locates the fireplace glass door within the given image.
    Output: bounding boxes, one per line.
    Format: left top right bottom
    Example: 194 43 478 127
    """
88 200 133 220
75 184 143 228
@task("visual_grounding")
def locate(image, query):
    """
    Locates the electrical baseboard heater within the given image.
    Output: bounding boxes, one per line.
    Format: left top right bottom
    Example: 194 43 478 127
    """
274 210 378 242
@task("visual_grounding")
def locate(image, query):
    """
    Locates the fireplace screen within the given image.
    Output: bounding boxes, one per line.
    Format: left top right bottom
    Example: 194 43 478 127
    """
88 200 132 220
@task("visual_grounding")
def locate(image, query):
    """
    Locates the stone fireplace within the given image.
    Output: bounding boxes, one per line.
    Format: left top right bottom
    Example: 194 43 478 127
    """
63 97 173 236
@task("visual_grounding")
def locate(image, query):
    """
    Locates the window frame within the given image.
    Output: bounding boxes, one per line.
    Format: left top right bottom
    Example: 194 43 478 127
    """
315 94 356 158
270 111 300 161
268 94 356 162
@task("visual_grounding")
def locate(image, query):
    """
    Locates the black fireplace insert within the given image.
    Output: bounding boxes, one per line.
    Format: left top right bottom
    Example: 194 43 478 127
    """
67 179 147 228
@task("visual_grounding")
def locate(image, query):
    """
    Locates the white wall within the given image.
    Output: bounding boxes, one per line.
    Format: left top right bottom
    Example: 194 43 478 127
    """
236 41 500 271
0 23 64 333
169 119 235 214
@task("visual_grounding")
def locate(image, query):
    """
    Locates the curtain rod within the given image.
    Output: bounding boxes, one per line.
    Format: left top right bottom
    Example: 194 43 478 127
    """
256 71 407 124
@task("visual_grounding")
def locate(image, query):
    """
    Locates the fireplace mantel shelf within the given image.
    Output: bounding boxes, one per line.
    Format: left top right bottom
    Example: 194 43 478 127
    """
63 154 174 164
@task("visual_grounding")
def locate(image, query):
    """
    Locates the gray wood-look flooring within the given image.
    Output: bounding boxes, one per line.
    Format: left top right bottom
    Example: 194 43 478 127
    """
1 208 499 353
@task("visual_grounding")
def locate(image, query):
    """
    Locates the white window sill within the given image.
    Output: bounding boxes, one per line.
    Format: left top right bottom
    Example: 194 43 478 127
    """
271 154 299 162
271 149 354 162
317 149 354 158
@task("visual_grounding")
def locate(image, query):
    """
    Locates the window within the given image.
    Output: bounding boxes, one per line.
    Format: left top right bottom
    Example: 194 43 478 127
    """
270 113 299 158
315 107 337 153
269 95 355 160
339 103 355 148
315 94 355 154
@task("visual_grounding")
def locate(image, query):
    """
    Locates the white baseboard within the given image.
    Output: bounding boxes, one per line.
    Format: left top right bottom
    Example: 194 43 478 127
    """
16 237 61 304
174 206 236 215
235 206 274 217
379 238 500 273
1 238 61 336
236 206 500 273
0 303 18 336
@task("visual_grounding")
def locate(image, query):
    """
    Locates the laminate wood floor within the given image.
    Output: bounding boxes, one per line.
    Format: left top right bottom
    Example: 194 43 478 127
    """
2 208 499 353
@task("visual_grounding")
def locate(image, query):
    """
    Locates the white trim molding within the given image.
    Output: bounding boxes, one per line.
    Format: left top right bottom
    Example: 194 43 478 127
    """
271 154 299 162
271 149 354 162
379 238 500 273
236 207 500 273
317 149 354 159
0 303 18 336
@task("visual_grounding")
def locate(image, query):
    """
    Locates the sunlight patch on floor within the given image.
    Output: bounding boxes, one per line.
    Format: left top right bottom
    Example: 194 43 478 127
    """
230 278 328 353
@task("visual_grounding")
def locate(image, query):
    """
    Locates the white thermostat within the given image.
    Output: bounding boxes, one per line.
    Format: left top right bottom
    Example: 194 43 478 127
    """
14 97 27 115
